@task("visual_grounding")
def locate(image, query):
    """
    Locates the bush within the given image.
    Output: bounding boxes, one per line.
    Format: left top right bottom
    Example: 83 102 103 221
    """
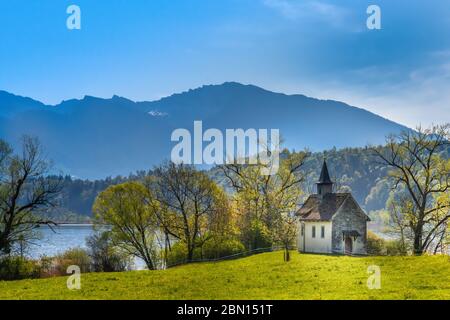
87 231 132 272
36 255 56 278
202 239 245 260
166 242 189 266
385 239 408 256
54 248 92 275
166 239 246 266
367 231 407 256
0 256 39 280
367 231 385 255
242 220 273 250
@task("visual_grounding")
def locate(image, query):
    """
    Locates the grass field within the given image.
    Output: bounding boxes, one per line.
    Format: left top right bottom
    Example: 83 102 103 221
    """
0 252 449 300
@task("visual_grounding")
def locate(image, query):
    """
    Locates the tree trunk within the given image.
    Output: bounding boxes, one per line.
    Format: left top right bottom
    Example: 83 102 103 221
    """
0 235 11 255
144 257 154 270
284 246 290 262
187 246 194 262
413 225 424 255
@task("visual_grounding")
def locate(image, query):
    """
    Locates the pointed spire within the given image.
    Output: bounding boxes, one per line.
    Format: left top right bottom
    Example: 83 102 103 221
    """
317 159 333 196
318 160 332 184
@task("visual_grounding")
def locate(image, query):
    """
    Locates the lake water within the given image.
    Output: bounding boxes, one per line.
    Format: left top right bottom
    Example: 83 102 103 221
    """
28 224 148 269
28 224 95 259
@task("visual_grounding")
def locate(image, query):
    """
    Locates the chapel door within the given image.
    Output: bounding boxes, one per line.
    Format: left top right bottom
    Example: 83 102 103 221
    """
344 237 353 255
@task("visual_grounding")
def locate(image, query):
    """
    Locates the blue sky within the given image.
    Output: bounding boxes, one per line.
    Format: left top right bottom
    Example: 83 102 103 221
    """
0 0 449 127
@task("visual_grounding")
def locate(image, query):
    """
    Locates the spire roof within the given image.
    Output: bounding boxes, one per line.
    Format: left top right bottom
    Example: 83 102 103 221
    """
318 160 333 184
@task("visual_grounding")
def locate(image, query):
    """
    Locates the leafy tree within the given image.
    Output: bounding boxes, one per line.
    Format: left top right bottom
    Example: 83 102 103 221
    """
220 150 308 256
93 181 161 270
0 137 62 254
271 212 298 261
374 124 450 254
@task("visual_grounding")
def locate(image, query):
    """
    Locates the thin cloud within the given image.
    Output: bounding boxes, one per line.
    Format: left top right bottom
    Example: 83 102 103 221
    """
315 56 450 127
262 0 353 28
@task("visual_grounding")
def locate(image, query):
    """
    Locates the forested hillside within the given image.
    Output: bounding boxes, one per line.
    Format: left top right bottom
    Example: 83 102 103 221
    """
43 171 150 223
47 147 393 223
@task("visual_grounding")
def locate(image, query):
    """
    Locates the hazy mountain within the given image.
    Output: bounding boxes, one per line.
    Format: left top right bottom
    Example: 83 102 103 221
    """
0 90 47 118
0 82 409 179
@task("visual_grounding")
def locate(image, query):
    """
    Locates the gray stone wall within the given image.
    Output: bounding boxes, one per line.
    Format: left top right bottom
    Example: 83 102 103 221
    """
331 197 368 255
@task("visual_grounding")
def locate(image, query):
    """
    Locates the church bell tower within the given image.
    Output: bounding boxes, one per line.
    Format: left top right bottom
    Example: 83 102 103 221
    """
317 160 333 196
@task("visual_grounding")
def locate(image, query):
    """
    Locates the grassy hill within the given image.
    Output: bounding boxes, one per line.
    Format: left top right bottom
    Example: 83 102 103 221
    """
0 252 449 300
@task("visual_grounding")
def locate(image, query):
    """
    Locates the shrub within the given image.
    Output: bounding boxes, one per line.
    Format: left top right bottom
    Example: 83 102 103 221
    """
367 231 408 256
36 255 57 278
166 239 246 266
385 239 408 256
166 242 189 266
54 248 92 275
367 231 385 255
202 239 245 260
87 231 132 272
0 256 39 280
242 220 273 250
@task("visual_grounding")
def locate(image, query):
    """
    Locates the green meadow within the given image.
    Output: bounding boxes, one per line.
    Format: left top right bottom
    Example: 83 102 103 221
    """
0 252 449 300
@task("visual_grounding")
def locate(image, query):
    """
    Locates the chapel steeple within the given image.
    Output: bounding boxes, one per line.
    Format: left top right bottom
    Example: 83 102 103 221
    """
317 160 333 196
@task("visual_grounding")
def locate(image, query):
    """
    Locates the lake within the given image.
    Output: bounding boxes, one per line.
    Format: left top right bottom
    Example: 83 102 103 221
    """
28 224 149 269
28 224 95 259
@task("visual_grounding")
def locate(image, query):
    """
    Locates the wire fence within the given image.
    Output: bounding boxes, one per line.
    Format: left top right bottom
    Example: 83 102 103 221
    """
166 245 297 268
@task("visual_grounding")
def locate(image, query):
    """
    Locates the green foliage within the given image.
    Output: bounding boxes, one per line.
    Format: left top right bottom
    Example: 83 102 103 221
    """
201 239 245 259
384 240 408 256
166 242 189 266
220 150 307 255
367 231 408 256
93 181 161 270
367 231 386 255
167 238 245 265
54 248 92 274
245 219 273 250
0 256 39 280
1 252 449 299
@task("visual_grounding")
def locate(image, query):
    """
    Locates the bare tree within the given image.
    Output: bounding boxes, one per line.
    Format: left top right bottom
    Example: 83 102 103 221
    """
0 137 62 254
151 162 229 262
385 194 414 254
373 124 450 254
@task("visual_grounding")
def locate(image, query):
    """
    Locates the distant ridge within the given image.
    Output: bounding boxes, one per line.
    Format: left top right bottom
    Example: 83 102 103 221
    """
0 82 410 178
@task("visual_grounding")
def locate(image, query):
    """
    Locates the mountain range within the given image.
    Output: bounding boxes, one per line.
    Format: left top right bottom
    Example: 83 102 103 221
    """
0 82 409 179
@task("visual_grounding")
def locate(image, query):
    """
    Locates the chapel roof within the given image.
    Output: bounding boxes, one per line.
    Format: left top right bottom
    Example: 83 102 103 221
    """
297 193 350 221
